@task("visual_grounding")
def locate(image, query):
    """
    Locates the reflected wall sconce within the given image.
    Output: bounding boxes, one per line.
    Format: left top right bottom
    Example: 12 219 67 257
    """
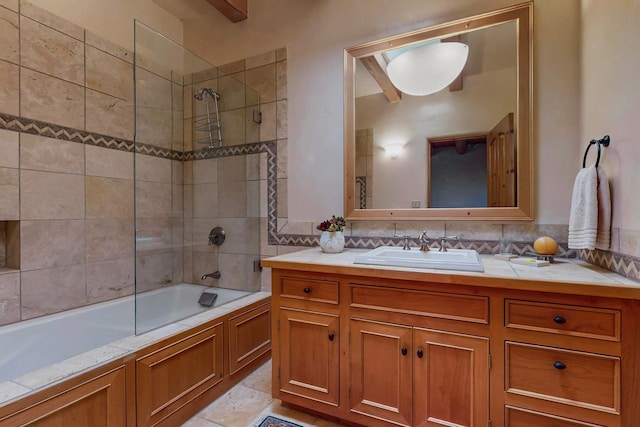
386 41 469 96
383 143 405 158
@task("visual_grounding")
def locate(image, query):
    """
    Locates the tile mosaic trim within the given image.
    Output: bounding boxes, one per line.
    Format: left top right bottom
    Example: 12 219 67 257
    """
355 176 366 209
273 233 575 257
0 113 134 152
579 249 640 282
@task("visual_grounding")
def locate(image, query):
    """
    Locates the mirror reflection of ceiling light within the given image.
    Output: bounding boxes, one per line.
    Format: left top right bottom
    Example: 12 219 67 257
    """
386 42 469 96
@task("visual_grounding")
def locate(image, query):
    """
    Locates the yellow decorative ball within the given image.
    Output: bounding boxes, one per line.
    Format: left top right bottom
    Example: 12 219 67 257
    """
533 236 558 255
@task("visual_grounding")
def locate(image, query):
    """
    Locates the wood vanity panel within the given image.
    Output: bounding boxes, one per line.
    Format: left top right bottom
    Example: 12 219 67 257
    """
228 303 271 375
278 308 340 406
506 342 620 413
136 323 224 426
280 276 340 305
505 406 605 427
349 319 413 426
506 300 621 341
413 329 489 427
350 285 489 324
0 365 127 427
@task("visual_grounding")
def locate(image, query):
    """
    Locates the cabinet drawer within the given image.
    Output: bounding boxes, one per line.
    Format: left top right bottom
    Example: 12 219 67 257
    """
506 406 605 427
350 285 488 324
506 300 620 341
280 276 339 304
505 342 620 414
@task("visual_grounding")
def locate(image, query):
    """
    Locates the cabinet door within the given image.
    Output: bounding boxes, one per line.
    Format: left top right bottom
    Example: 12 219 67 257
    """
279 308 340 405
414 329 489 427
350 319 413 426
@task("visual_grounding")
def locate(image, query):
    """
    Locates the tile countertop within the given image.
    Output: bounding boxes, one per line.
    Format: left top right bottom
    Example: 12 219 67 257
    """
261 248 640 300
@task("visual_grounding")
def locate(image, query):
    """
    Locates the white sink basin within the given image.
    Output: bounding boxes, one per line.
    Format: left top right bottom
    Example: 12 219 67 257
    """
354 246 484 272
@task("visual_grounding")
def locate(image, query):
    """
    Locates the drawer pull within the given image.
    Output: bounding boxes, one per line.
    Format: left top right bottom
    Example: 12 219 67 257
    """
553 361 567 370
417 349 424 359
401 346 408 356
553 316 567 324
303 287 311 293
328 333 335 341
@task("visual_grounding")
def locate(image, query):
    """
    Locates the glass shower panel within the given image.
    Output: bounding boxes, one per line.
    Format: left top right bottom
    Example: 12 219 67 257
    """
133 21 260 335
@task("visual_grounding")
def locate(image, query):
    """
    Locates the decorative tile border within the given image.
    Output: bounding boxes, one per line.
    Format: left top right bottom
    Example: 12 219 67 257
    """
273 233 576 257
0 113 134 152
579 249 640 282
355 176 366 209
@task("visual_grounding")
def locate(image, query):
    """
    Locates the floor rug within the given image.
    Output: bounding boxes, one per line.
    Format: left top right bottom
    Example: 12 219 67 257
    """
257 415 304 427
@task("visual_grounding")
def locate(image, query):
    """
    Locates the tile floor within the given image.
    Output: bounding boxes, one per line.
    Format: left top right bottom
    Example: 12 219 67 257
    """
182 359 348 427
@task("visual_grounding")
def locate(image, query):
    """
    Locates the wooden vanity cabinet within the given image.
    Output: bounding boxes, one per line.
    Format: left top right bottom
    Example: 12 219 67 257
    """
271 269 492 427
271 273 342 412
350 319 489 427
268 264 640 427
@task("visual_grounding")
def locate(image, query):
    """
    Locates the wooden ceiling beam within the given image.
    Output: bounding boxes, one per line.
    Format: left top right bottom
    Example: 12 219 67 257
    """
359 55 402 103
206 0 248 23
444 35 463 92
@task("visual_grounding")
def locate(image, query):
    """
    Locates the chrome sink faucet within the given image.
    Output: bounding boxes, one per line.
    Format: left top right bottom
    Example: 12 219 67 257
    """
418 230 430 251
438 235 458 252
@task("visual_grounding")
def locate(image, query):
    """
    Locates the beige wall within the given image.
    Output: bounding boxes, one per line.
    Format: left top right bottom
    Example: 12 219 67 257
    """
182 0 581 224
28 0 183 49
581 0 640 240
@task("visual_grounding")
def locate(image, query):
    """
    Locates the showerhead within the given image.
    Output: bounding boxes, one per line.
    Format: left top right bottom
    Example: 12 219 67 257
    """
194 88 220 101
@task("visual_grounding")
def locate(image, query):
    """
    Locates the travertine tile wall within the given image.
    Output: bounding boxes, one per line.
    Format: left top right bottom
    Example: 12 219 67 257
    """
0 1 136 325
183 49 286 292
0 1 286 324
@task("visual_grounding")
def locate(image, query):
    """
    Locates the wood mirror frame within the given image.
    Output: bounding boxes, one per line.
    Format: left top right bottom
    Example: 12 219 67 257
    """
344 2 532 221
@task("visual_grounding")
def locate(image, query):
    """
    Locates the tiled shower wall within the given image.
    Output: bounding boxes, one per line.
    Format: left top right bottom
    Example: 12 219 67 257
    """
0 1 137 325
0 1 288 326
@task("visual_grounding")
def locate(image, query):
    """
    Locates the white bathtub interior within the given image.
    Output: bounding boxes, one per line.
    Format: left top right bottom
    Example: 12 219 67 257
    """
0 284 250 384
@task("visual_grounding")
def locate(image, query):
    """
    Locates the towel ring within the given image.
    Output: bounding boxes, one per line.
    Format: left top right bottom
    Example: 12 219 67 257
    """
582 135 610 168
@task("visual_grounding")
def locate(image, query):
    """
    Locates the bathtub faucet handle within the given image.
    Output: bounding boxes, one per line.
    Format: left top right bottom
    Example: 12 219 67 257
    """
201 271 221 280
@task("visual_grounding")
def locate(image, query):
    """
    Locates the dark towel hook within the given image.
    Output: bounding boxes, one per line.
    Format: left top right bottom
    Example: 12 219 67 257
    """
582 135 610 168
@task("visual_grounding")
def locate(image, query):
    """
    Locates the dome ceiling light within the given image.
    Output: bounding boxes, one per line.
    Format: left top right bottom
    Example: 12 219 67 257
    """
386 41 469 96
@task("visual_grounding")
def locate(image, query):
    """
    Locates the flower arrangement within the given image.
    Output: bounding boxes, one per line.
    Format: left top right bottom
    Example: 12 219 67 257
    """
316 215 347 233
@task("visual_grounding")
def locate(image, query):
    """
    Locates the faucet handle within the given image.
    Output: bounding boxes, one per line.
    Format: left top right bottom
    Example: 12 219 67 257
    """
394 234 411 250
438 235 458 240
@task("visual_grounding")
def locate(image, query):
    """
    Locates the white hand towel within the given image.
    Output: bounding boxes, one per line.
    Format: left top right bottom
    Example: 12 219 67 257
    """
595 167 611 250
568 165 598 249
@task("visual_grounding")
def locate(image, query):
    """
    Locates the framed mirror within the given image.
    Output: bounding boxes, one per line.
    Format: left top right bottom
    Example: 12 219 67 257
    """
344 3 532 221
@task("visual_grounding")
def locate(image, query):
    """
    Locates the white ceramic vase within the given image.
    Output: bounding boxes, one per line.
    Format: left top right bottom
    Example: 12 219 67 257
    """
319 231 345 253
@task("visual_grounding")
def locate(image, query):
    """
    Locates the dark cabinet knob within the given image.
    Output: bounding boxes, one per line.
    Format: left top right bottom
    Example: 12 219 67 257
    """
401 347 408 356
553 316 566 324
554 361 567 370
328 333 335 341
417 349 424 359
303 287 311 293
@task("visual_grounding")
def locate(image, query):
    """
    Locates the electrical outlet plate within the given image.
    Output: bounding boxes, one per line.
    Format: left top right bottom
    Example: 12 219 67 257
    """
411 200 421 208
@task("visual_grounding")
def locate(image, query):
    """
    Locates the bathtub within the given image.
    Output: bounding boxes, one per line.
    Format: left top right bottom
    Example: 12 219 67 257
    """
0 284 250 384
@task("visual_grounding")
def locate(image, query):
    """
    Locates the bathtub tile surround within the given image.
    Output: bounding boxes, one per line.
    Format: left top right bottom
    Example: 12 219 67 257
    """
0 1 288 327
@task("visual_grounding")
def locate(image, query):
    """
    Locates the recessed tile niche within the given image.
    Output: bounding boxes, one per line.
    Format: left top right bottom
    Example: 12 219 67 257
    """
0 221 20 271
